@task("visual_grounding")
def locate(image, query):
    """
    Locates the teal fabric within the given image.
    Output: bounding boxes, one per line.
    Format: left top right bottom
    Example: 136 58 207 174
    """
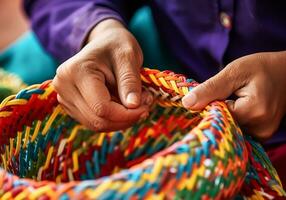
0 31 58 85
129 7 187 74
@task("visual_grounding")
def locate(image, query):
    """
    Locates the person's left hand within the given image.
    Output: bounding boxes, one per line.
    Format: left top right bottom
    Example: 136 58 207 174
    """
182 51 286 141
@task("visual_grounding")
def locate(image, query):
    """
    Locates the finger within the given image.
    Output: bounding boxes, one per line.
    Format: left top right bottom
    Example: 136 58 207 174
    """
112 49 142 108
226 96 253 125
141 90 154 106
59 96 136 131
76 74 148 123
182 63 249 110
57 95 91 125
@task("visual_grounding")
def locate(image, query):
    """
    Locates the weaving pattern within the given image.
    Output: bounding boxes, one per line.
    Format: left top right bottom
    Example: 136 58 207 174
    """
0 68 284 199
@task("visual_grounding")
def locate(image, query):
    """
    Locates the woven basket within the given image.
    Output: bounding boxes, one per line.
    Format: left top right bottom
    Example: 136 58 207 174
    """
0 68 285 199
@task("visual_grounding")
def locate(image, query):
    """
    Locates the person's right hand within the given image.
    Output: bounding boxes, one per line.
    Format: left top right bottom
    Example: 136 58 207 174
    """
52 19 152 131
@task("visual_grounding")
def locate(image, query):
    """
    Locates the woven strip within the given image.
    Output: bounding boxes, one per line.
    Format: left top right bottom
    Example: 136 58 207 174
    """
0 68 284 199
0 69 26 101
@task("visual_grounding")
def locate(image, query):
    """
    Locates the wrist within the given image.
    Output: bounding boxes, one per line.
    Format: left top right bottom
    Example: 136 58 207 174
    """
88 19 126 43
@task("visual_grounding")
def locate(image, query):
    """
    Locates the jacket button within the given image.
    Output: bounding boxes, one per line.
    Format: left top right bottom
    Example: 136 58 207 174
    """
220 12 232 29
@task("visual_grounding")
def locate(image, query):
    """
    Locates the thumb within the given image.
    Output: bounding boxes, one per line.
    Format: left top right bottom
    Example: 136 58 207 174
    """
113 56 142 109
182 67 241 110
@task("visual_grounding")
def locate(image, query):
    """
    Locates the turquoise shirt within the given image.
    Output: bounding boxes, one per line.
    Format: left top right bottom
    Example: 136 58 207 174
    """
0 31 58 84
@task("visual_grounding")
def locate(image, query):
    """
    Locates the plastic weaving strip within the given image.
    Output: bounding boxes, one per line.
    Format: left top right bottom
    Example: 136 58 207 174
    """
0 68 284 199
0 69 26 101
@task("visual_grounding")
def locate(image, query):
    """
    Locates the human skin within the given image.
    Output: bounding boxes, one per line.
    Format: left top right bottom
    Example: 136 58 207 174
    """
52 19 152 132
182 51 286 141
0 0 28 51
53 19 286 140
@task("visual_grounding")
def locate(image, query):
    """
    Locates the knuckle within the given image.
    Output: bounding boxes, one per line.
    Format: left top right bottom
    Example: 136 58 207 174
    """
79 60 96 74
56 63 72 79
116 44 139 63
52 76 60 89
120 71 139 86
90 103 107 118
120 44 134 56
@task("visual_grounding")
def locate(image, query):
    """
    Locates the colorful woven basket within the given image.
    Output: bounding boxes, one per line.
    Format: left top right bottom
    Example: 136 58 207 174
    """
0 68 285 199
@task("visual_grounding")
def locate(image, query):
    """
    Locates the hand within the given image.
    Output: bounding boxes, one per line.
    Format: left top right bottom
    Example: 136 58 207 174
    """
52 19 152 131
182 51 286 140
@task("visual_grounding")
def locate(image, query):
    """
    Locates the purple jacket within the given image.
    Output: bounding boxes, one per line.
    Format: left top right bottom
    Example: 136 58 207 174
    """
24 0 286 143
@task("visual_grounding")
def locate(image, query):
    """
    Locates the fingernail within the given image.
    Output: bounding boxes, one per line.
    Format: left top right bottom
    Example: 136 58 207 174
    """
144 93 153 106
182 92 197 108
126 92 139 106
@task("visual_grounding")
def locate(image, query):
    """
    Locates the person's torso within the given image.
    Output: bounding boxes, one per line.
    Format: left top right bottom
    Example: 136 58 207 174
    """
149 0 286 82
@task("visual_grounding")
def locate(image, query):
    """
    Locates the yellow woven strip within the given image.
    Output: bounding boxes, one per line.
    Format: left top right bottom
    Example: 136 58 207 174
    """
1 192 12 200
85 183 126 200
272 185 286 196
163 155 174 167
170 80 180 94
67 125 84 143
110 181 122 190
15 190 29 200
29 185 54 200
134 138 141 148
9 138 14 160
182 86 189 95
149 193 164 200
0 111 12 118
149 157 163 182
0 95 15 108
87 180 112 199
112 166 120 174
149 74 161 86
97 132 105 146
56 175 62 183
5 99 28 107
72 151 79 172
5 146 9 163
1 154 7 170
38 85 54 100
37 167 43 181
140 74 151 84
57 139 67 156
178 153 189 165
68 168 75 181
31 121 42 142
214 142 226 159
158 77 171 89
14 131 22 156
119 181 134 193
42 105 62 135
23 126 31 149
25 84 41 90
43 146 54 170
253 190 265 200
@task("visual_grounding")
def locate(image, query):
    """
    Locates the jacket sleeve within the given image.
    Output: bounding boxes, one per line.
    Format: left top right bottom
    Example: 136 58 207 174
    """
24 0 145 62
